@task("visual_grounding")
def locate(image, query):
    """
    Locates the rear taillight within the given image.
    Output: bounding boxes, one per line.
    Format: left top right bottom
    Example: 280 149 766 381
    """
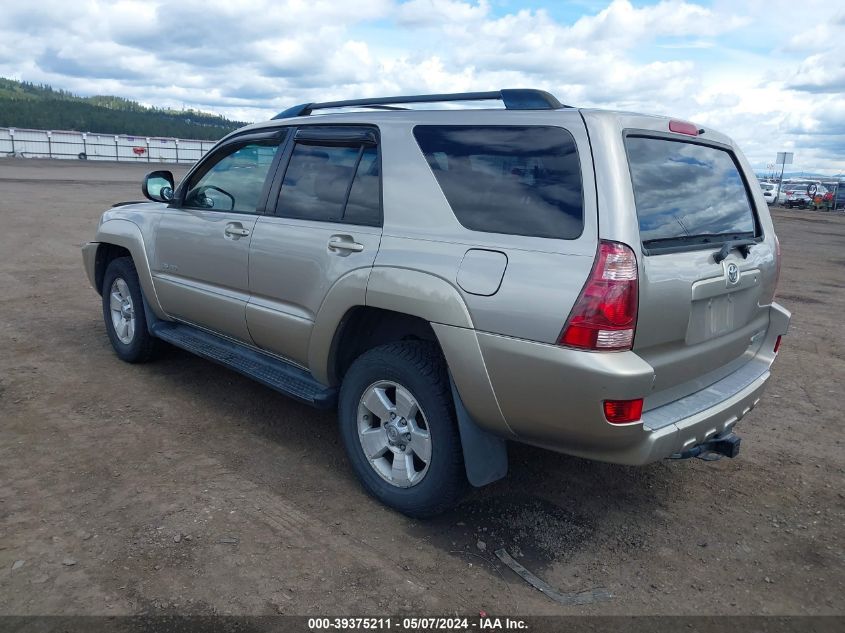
559 241 638 351
774 335 782 354
603 398 644 424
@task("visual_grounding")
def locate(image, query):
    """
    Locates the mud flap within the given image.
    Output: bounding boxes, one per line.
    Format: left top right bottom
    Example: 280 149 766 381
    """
141 292 160 333
449 377 508 487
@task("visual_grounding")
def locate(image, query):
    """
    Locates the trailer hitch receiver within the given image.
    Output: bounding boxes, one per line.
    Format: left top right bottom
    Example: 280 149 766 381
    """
670 432 741 461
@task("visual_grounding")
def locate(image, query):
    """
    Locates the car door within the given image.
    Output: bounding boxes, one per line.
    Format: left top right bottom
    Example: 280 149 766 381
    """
151 132 286 342
246 126 383 367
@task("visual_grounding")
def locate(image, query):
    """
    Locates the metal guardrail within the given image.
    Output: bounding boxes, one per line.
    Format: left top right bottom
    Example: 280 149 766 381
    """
0 126 216 164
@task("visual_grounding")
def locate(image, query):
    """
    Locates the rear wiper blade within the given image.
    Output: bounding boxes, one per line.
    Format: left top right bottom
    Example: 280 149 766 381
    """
643 233 749 247
713 238 756 263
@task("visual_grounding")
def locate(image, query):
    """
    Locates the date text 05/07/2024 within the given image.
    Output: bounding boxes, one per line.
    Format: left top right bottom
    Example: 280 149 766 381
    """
307 616 529 631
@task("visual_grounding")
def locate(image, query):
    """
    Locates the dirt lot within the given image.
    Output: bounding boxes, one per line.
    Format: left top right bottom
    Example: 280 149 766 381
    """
0 158 843 616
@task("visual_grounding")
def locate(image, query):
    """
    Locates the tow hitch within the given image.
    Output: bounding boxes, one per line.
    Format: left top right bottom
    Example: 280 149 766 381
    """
670 432 741 461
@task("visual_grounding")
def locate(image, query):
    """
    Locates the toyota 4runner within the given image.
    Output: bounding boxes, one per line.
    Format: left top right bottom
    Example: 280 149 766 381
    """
82 89 790 516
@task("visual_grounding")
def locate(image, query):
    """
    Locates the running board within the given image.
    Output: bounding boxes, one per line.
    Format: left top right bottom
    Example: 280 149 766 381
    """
150 322 337 409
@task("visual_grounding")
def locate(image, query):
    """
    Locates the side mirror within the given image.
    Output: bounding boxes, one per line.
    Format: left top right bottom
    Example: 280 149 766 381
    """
142 170 175 202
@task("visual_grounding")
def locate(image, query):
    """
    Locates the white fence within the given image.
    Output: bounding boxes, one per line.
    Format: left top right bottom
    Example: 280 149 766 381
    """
0 126 216 164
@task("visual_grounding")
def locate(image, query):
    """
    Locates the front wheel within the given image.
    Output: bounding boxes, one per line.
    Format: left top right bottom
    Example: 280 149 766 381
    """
338 341 466 517
101 257 160 363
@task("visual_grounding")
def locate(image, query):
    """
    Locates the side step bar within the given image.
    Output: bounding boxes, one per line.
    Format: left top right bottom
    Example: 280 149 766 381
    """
150 321 337 409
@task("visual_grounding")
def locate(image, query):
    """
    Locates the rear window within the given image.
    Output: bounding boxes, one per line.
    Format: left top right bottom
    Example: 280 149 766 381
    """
276 142 381 226
413 125 583 239
625 136 757 248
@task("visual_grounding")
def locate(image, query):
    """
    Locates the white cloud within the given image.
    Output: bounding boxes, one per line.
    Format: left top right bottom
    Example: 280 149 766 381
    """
565 0 747 46
0 0 843 173
395 0 490 26
786 50 845 95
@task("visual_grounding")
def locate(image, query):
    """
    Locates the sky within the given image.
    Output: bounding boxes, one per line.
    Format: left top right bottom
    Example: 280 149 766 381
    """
1 0 843 175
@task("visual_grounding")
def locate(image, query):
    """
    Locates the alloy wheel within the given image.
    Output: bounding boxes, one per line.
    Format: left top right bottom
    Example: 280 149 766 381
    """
109 277 135 344
356 380 432 488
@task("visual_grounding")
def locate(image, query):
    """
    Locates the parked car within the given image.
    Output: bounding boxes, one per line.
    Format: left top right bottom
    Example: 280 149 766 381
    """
760 182 778 205
777 181 830 208
777 182 809 207
82 89 790 516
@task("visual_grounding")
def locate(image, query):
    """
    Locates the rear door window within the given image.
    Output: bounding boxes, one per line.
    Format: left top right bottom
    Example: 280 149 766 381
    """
625 136 758 250
413 125 583 239
275 132 381 226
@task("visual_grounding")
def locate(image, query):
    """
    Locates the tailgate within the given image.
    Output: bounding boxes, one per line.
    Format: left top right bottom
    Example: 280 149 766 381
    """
636 246 774 401
624 134 779 405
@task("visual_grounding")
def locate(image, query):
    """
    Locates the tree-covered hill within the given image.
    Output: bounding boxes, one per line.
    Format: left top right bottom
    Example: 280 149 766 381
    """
0 78 247 140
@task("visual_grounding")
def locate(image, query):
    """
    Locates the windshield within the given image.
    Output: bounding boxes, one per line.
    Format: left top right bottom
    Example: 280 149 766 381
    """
626 136 757 246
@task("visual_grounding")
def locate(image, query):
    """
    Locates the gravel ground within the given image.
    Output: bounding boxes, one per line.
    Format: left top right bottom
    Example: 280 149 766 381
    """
0 159 843 616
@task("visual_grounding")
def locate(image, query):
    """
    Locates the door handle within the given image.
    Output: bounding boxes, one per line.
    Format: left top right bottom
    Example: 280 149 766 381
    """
224 223 250 238
328 236 364 253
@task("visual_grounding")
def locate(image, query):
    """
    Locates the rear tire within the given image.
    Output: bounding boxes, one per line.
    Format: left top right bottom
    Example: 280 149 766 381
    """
101 257 160 363
338 341 466 517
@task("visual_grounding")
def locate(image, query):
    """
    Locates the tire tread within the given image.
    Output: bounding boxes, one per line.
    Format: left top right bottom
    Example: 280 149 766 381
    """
102 256 160 363
338 340 466 517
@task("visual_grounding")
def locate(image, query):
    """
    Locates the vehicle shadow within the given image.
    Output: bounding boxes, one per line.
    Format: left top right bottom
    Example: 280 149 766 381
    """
412 441 686 573
135 342 698 578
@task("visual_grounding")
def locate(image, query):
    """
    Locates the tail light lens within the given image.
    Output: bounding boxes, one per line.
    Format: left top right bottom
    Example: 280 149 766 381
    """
559 241 639 351
603 399 644 424
774 335 782 354
669 120 700 136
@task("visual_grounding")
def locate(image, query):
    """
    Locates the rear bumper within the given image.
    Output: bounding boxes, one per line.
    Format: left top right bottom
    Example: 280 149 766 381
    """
633 362 769 464
470 302 791 465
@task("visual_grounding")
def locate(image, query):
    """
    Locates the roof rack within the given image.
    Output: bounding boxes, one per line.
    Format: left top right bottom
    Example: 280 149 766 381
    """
272 89 567 119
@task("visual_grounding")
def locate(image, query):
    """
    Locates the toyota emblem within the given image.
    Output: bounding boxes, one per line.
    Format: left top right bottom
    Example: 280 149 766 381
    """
726 262 739 285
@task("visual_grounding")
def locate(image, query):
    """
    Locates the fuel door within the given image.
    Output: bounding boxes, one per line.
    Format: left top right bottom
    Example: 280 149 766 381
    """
457 249 508 296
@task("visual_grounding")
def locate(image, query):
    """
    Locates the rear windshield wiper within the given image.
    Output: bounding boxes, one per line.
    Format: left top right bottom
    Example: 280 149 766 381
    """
643 233 754 249
713 238 756 263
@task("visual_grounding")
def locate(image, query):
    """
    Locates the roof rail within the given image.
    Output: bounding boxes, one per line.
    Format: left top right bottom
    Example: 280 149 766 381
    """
272 89 567 120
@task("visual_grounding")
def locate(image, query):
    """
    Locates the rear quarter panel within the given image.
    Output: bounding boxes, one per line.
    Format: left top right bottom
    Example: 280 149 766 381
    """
374 110 598 344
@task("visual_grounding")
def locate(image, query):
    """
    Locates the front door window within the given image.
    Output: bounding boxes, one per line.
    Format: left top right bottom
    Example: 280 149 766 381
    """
184 142 280 213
